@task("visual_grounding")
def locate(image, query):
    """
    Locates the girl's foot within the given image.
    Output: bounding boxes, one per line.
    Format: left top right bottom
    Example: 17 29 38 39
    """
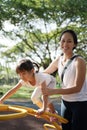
47 109 61 125
50 110 58 122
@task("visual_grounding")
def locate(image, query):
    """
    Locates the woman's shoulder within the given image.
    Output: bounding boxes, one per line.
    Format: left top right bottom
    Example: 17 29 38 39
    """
75 55 86 68
75 55 86 62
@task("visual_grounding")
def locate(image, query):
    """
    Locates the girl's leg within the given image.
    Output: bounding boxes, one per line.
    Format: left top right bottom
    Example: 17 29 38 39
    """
47 78 57 113
31 87 42 108
36 101 43 108
47 100 59 123
47 102 56 113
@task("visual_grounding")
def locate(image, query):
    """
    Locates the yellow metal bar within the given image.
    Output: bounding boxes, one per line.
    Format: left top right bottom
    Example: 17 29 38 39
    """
0 104 68 130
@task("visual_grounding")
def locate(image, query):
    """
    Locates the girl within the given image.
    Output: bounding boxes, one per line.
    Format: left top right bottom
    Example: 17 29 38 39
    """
0 59 57 121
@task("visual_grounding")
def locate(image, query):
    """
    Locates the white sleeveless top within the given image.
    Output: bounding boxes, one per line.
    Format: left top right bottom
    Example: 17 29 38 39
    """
58 56 87 102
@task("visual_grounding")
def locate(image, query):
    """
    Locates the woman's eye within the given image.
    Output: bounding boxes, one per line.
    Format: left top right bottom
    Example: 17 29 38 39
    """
67 40 72 43
61 40 65 43
61 40 72 44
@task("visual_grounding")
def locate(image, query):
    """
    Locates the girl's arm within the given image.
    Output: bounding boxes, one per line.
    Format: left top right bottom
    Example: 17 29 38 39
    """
0 82 22 103
37 81 48 114
42 57 86 95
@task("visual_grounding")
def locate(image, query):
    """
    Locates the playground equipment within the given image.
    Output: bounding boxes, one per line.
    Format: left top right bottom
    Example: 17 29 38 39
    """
0 104 68 130
0 104 27 120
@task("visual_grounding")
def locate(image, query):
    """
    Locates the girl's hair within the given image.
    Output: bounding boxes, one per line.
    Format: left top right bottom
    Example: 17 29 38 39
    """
16 59 39 73
59 29 78 49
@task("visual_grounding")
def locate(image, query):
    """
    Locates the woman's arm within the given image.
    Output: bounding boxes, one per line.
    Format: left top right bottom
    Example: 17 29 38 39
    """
43 57 59 74
0 82 22 103
42 57 86 95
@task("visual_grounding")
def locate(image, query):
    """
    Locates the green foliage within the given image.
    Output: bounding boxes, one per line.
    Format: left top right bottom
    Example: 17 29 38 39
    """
0 85 34 99
0 0 87 80
0 84 61 100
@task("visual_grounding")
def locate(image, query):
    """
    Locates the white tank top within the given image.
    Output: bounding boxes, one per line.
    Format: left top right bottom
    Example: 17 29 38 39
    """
58 56 87 102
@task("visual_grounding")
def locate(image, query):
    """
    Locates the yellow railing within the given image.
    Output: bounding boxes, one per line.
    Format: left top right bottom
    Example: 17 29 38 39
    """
0 104 68 130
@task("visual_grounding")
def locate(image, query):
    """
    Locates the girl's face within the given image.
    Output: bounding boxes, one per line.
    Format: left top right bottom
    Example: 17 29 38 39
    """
18 69 34 82
60 32 76 54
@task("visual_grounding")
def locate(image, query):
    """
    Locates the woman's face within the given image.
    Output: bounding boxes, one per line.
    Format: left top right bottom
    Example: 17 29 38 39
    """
60 32 76 54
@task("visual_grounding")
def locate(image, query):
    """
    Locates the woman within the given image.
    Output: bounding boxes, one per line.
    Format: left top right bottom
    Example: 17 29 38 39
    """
41 29 87 130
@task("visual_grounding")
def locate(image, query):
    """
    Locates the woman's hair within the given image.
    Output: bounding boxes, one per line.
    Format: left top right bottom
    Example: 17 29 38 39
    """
59 29 78 49
16 59 39 73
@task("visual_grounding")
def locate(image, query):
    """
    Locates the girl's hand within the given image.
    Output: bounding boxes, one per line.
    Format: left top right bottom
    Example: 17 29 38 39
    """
0 99 3 104
37 108 45 114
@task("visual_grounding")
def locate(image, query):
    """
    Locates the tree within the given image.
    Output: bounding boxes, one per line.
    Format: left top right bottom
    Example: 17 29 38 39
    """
0 0 87 69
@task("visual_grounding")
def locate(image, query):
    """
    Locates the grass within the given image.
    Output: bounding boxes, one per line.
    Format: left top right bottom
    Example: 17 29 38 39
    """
0 84 61 101
0 85 34 99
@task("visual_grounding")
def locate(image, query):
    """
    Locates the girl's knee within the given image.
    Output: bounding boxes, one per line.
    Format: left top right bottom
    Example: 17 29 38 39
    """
31 95 40 104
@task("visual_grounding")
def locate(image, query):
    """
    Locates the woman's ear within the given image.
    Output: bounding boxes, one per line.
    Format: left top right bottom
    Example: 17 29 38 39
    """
73 44 76 50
